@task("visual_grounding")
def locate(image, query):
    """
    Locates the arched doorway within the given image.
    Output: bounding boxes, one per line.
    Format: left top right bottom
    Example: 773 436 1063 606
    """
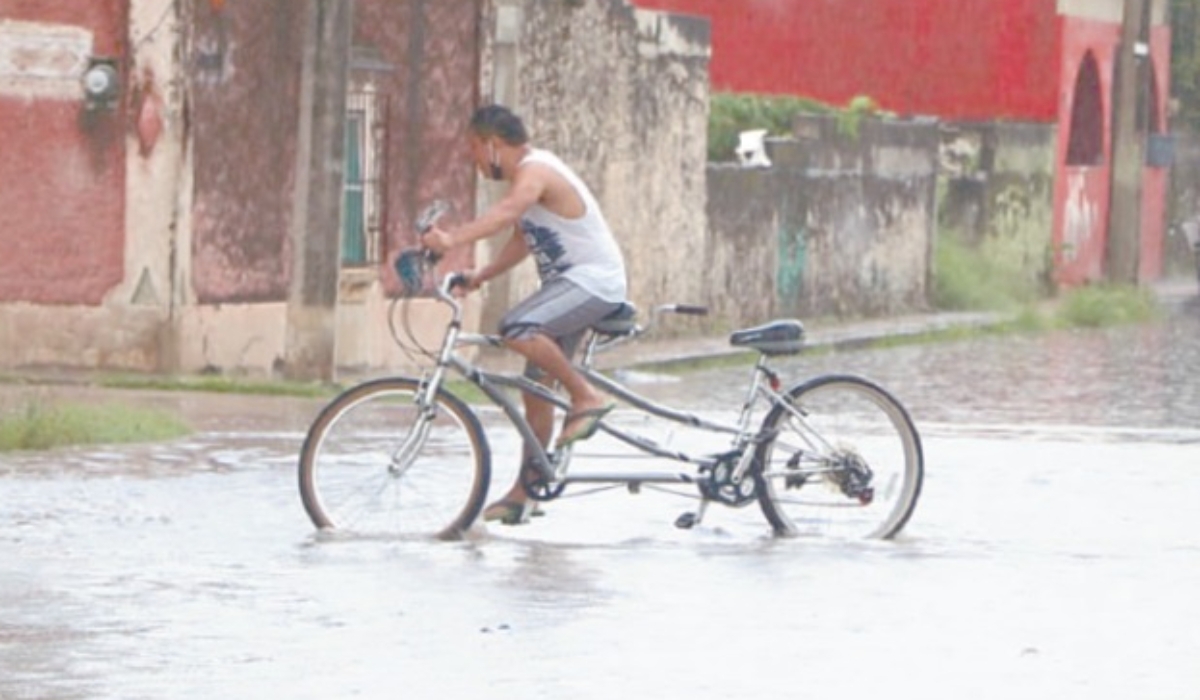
1054 47 1112 285
1066 51 1104 166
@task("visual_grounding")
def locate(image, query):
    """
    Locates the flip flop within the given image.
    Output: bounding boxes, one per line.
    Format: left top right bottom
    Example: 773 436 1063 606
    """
555 403 617 449
481 499 543 526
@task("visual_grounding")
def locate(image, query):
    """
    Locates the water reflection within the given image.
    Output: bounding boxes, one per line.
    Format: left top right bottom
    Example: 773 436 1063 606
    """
631 296 1200 438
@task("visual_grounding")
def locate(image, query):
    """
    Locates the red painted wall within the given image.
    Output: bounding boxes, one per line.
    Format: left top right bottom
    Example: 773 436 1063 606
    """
185 0 480 304
1139 24 1172 282
1053 17 1117 286
0 0 128 305
633 0 1062 121
1052 17 1171 285
188 3 304 304
354 0 480 288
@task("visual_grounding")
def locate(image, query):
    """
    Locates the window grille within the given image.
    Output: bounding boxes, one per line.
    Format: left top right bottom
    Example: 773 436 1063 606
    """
342 85 388 266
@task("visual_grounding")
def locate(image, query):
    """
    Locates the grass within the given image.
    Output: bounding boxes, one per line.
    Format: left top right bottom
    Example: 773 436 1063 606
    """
933 234 1047 312
0 400 190 452
1054 284 1163 327
95 373 336 398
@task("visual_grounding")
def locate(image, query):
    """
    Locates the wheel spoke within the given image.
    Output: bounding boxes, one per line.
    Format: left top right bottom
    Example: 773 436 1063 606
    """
298 378 491 539
754 375 923 539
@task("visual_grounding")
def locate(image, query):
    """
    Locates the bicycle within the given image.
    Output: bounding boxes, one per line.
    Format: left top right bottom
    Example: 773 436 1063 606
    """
297 204 924 541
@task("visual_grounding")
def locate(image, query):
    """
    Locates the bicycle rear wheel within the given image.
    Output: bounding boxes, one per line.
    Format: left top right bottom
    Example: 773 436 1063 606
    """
753 374 923 539
298 377 491 540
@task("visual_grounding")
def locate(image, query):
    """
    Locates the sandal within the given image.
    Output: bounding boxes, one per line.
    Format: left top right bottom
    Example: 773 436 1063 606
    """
482 499 543 526
555 403 617 449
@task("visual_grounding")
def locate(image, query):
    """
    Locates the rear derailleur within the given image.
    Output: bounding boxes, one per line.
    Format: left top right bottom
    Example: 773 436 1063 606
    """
828 449 875 505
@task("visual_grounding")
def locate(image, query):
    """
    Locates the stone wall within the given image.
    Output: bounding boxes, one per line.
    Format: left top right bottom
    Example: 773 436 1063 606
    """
939 121 1057 294
477 0 711 336
705 114 939 329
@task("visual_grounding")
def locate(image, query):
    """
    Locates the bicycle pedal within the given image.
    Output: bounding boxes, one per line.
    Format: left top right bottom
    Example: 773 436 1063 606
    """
674 512 699 530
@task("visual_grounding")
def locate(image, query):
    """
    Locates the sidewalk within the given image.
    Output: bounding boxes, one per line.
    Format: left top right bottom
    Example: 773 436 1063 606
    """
599 277 1197 371
2 279 1195 388
596 309 1006 371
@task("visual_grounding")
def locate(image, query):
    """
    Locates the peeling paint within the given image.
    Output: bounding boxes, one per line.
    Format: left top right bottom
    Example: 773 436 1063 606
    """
0 19 92 99
1063 170 1098 264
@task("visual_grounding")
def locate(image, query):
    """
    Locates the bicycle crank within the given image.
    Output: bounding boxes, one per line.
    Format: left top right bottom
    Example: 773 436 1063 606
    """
700 452 757 507
520 467 566 502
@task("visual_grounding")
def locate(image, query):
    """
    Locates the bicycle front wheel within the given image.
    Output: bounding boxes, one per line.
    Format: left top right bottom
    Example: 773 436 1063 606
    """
753 374 923 539
298 377 491 540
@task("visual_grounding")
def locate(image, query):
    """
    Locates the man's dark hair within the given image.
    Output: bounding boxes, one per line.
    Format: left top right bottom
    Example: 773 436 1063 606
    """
469 104 529 145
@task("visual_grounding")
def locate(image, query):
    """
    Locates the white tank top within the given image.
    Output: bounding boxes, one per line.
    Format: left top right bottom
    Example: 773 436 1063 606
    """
517 149 627 303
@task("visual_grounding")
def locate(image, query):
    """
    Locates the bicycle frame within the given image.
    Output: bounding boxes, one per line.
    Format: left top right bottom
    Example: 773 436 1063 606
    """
298 253 922 539
411 274 793 493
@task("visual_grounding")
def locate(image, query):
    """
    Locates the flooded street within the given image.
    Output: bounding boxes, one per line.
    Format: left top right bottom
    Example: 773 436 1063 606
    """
2 297 1199 700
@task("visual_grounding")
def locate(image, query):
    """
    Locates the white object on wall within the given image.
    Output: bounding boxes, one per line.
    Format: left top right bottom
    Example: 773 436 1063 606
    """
736 129 772 168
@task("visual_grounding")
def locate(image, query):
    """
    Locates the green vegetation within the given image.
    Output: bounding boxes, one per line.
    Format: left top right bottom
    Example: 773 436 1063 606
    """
0 400 190 452
1054 284 1163 327
933 222 1161 328
1173 0 1200 133
708 92 892 160
95 373 335 398
836 95 884 139
709 93 828 161
932 233 1049 312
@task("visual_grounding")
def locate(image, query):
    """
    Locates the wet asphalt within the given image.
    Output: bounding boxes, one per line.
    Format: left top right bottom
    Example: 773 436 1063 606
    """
1 288 1198 700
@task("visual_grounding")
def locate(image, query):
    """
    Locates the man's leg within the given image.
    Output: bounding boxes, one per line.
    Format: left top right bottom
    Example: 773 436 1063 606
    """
482 279 620 522
487 376 555 510
505 333 608 422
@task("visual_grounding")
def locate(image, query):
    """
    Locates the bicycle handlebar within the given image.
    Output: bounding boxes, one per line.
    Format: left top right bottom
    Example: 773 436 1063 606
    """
665 304 709 316
412 199 705 344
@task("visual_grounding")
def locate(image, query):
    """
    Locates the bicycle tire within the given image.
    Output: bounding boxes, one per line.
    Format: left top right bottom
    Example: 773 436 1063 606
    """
298 377 491 540
752 374 923 539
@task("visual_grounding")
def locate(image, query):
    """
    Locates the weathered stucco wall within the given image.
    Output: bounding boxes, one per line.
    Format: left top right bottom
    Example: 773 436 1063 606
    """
706 115 938 328
353 0 479 274
0 0 128 307
0 0 182 371
939 121 1057 294
1 0 707 376
333 0 481 374
1167 130 1200 279
179 0 482 376
187 2 303 304
476 0 711 336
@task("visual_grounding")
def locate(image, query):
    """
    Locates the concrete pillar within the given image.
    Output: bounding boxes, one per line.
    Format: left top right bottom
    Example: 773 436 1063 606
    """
284 0 353 381
1107 0 1150 284
477 1 525 343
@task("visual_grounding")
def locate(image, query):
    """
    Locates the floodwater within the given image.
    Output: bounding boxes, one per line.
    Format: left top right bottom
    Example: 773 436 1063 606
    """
2 296 1198 700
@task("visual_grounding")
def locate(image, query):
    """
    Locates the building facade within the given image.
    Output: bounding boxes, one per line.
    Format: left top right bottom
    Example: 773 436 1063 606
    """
634 0 1173 286
0 0 710 377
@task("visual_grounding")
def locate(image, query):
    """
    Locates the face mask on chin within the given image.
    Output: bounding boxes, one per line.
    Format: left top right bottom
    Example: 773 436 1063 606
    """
488 142 504 181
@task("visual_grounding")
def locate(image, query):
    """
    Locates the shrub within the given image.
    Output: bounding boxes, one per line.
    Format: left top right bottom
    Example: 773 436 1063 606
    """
1055 284 1162 327
933 233 1046 311
708 93 831 161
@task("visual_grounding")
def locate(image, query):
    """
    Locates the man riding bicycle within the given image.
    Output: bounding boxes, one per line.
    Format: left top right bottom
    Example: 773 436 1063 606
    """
421 104 628 524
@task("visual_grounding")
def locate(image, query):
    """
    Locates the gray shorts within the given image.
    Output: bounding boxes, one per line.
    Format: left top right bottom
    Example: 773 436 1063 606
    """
499 277 622 379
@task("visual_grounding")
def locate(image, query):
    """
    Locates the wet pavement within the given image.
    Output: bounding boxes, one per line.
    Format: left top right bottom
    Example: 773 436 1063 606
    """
1 289 1198 699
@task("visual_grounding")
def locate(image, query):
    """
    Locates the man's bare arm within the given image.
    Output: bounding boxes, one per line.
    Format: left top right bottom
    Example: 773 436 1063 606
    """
472 231 530 286
425 166 549 255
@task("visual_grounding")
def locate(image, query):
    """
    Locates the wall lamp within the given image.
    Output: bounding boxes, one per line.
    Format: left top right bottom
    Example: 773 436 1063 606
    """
82 57 120 110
